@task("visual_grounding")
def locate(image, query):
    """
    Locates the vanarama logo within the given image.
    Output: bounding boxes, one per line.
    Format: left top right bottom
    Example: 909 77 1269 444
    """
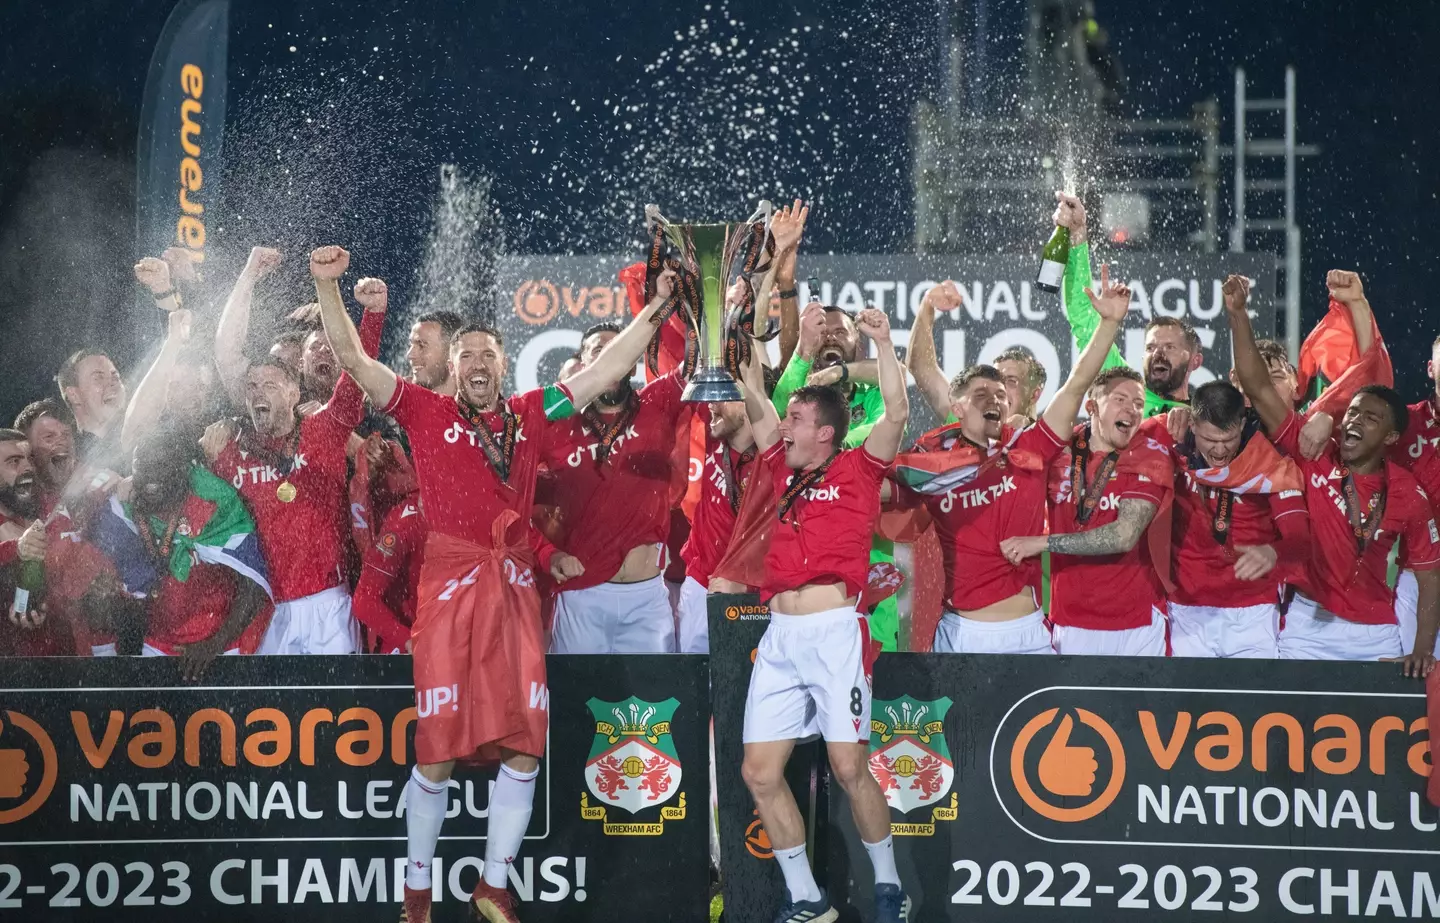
992 686 1436 853
513 280 631 327
580 697 686 836
868 696 958 836
0 711 58 824
724 604 769 622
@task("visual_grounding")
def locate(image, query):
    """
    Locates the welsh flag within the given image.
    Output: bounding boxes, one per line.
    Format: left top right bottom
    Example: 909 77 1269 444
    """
88 464 271 598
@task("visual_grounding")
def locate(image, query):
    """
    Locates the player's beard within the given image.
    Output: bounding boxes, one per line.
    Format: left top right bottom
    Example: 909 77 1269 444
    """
0 476 40 520
597 378 635 408
1144 356 1189 397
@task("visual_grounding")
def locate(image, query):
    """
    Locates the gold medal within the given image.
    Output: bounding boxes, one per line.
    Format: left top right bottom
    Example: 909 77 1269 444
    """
276 481 298 503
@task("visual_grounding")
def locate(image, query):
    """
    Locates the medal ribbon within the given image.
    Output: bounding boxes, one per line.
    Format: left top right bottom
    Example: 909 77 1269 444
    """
1206 487 1235 546
137 512 184 562
777 452 837 523
456 398 518 482
1340 465 1386 553
719 445 756 514
1070 425 1120 525
581 393 640 464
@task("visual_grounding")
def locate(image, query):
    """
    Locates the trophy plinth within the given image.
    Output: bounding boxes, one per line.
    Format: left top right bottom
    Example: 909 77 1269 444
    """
681 365 744 403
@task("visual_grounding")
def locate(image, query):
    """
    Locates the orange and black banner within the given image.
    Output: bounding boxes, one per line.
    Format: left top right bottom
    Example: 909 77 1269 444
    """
707 596 1440 921
135 0 228 326
0 655 709 921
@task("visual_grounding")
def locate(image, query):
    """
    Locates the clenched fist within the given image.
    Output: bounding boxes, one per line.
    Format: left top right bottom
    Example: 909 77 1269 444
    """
354 277 389 313
550 552 585 584
1326 269 1365 306
797 301 826 358
133 257 171 295
855 307 892 343
1222 274 1251 317
246 246 283 279
309 246 350 280
921 280 964 315
17 521 46 564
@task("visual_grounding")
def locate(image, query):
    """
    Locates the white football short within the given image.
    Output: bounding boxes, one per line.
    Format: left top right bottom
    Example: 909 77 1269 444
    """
1279 594 1403 661
1169 602 1279 658
1052 608 1169 656
743 606 874 745
550 575 677 653
141 644 241 657
257 585 360 655
933 609 1054 654
675 576 710 654
1393 570 1440 657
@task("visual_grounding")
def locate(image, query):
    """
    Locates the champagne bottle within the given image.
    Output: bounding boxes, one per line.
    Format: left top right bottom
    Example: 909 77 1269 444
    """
1036 224 1070 294
10 558 44 621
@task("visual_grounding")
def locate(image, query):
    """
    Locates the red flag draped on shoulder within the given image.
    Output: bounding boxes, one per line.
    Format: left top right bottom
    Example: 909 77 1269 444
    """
1299 297 1393 418
711 450 780 589
1186 433 1303 495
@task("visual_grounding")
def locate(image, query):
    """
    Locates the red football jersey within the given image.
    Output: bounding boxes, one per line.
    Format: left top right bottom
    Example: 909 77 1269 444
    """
0 515 75 656
760 442 890 604
1047 436 1172 630
681 434 759 586
384 380 560 561
353 499 426 653
901 419 1067 612
213 374 365 602
1275 411 1440 624
539 373 686 589
1396 398 1440 512
1169 470 1308 607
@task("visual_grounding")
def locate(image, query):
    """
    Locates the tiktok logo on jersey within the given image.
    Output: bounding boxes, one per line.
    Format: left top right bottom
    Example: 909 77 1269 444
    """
417 683 460 718
802 484 840 503
1408 432 1440 459
443 421 526 446
939 475 1017 513
566 426 640 466
232 454 307 489
707 460 729 496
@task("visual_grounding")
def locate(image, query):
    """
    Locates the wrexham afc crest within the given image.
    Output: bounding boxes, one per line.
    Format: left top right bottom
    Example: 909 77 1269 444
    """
580 697 687 835
868 695 958 836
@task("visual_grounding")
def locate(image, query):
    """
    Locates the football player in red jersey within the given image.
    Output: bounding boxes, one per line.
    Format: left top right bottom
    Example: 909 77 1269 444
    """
1227 275 1439 673
895 267 1126 653
1146 380 1311 657
1002 272 1179 656
737 306 911 923
311 245 677 923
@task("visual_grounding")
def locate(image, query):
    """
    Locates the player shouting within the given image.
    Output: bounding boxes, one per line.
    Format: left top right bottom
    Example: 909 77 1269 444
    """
891 267 1126 653
737 306 910 923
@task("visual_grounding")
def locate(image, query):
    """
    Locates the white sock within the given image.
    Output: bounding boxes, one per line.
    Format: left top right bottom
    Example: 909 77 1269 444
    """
864 835 900 887
405 767 449 890
483 762 539 888
774 843 822 903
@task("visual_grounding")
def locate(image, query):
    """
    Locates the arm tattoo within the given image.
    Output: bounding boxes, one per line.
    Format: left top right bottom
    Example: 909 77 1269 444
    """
1048 498 1158 557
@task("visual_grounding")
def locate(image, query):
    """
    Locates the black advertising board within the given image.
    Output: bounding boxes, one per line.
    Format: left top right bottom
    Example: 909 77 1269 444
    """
827 654 1440 922
0 654 710 921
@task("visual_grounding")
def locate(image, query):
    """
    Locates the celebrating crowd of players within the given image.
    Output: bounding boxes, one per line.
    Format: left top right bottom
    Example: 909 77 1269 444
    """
1 192 1437 923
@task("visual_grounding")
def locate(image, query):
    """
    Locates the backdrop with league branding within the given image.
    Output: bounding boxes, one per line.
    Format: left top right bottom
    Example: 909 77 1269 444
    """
496 252 1277 423
0 655 709 922
708 597 1440 923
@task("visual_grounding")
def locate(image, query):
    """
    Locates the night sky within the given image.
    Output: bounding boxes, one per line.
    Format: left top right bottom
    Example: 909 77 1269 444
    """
1 0 1437 424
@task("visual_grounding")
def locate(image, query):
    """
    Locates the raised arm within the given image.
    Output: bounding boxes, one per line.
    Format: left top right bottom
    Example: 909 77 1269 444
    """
565 269 675 409
1056 193 1128 373
769 199 807 369
772 302 824 412
739 338 781 453
1326 270 1374 355
309 246 398 409
1224 274 1290 435
215 247 282 408
858 308 908 462
122 303 192 454
910 281 963 418
1043 263 1130 434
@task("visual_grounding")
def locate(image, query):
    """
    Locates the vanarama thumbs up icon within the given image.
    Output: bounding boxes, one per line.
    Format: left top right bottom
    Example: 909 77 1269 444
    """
0 711 58 824
1010 707 1124 823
